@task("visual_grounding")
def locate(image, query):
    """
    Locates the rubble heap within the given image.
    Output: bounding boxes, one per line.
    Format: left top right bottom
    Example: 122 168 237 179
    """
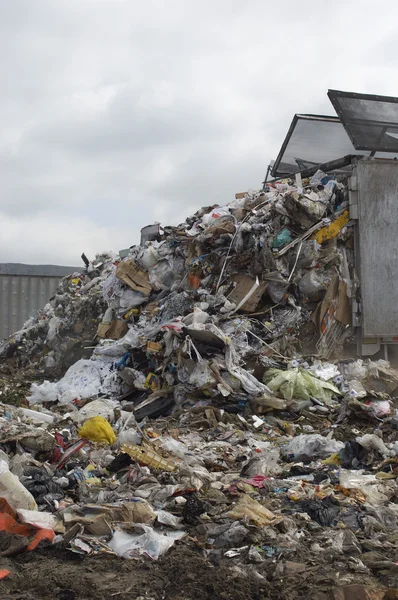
0 169 353 384
0 172 397 598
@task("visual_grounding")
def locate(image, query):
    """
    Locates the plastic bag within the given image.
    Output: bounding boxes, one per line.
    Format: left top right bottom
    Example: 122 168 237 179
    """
298 270 325 299
264 368 341 403
108 526 185 560
347 380 367 399
202 206 232 227
225 345 271 396
79 399 119 422
287 240 320 270
117 429 142 447
57 360 102 400
183 308 210 326
139 245 159 270
339 471 388 506
282 193 327 228
179 463 213 491
159 437 200 466
149 260 176 291
310 169 327 187
44 354 56 369
17 509 59 530
46 316 61 342
271 228 292 250
156 510 183 529
29 360 103 405
294 496 341 527
188 361 215 388
266 276 288 304
283 434 344 461
119 288 147 309
356 434 392 457
340 360 368 381
226 494 281 526
27 381 58 405
241 448 282 476
211 522 249 548
0 461 37 511
102 307 113 325
79 416 116 445
363 399 391 418
309 363 340 381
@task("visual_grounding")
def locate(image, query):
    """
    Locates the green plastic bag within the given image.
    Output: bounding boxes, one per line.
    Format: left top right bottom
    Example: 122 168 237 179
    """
263 368 340 402
271 228 293 250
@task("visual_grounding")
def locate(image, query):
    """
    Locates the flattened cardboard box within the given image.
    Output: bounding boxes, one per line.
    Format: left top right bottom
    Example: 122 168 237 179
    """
97 320 129 340
313 273 352 332
116 260 152 296
147 341 162 353
229 274 267 313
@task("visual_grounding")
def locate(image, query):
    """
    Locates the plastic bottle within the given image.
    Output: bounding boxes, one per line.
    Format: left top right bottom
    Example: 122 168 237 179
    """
0 461 37 510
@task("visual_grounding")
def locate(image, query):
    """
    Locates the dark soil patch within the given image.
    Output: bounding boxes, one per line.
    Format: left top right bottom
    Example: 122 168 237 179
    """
0 545 269 600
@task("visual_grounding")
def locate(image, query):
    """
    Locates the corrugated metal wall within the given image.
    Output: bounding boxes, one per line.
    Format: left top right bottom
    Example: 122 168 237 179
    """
0 275 62 340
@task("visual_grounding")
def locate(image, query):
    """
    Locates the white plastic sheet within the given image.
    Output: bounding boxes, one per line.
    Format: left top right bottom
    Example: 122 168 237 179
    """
108 526 185 560
28 360 102 404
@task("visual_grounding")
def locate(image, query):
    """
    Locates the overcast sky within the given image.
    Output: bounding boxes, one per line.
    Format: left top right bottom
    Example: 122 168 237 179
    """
1 0 397 265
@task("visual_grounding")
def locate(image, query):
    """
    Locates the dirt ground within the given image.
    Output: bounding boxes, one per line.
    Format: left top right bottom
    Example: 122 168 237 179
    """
0 544 270 600
1 542 396 600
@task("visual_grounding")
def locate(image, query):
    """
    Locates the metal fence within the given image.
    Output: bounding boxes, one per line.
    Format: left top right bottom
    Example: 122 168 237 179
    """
0 264 80 341
0 275 62 340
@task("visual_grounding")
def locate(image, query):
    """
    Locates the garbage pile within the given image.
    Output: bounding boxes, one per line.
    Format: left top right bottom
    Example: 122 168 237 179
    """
0 168 353 383
0 172 397 596
0 261 108 379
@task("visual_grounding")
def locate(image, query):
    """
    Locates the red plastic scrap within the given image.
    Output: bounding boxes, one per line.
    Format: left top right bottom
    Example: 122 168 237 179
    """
0 569 11 579
243 475 269 489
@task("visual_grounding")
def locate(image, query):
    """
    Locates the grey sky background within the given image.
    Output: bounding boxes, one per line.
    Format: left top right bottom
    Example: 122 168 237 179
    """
1 0 397 265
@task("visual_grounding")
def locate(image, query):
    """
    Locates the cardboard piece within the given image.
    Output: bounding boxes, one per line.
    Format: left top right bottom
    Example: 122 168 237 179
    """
336 280 351 325
63 512 112 536
205 221 236 238
185 326 226 349
147 341 162 353
313 273 352 332
116 260 152 296
97 320 129 340
229 274 267 313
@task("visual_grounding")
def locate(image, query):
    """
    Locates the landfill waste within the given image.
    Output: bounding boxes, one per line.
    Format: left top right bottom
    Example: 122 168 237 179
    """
0 498 54 556
78 416 117 445
0 177 397 598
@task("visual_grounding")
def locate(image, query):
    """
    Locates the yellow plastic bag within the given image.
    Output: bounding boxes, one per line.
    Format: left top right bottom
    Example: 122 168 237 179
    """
79 416 116 445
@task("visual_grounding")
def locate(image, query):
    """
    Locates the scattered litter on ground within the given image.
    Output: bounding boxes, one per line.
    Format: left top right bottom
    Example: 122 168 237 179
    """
0 176 397 598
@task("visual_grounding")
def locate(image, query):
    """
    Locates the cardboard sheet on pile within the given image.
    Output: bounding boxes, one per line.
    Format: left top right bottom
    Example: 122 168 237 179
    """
97 320 128 340
313 272 351 332
229 274 267 313
116 260 152 296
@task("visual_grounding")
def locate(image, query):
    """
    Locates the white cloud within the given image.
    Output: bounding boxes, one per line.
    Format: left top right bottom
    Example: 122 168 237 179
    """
0 0 398 264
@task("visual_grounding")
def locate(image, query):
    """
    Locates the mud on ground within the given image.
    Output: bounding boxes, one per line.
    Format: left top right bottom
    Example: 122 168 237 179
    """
1 542 396 600
0 545 269 600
